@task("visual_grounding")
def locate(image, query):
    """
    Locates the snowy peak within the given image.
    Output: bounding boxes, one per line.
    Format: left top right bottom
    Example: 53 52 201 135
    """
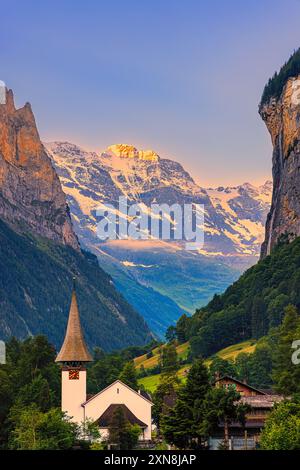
106 144 160 162
99 144 199 199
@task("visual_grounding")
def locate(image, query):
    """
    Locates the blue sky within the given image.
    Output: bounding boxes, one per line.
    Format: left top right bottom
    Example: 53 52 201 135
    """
1 0 300 185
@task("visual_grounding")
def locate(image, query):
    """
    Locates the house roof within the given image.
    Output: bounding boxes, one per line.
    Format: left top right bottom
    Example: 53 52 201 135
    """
96 404 147 429
140 390 152 402
55 287 92 363
81 380 153 406
240 395 285 408
215 375 266 395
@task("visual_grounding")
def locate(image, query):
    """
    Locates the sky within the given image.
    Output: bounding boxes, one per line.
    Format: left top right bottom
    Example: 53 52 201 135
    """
1 0 300 186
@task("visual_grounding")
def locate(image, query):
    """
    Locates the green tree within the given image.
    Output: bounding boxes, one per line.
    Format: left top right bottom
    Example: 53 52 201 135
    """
248 343 273 389
234 353 252 384
272 305 300 394
0 369 12 447
152 374 179 431
139 364 147 378
82 418 101 443
161 359 210 449
16 374 52 412
9 404 78 450
267 294 289 328
9 405 43 450
200 387 249 449
235 343 273 390
93 347 105 361
209 357 236 380
260 47 300 106
6 336 60 408
184 236 300 359
119 361 138 391
260 401 300 450
88 353 124 393
251 296 267 338
176 314 189 343
107 406 141 450
0 336 62 448
165 326 176 343
159 343 179 377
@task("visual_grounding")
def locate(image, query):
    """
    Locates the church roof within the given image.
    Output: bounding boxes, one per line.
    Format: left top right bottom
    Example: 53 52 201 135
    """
55 287 92 363
81 380 153 406
96 404 147 429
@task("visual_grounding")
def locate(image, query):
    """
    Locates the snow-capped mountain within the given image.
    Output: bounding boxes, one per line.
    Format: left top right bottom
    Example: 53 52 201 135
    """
46 141 272 336
47 142 271 257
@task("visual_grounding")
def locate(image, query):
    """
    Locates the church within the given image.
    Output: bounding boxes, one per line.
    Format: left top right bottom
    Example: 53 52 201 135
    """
55 285 153 441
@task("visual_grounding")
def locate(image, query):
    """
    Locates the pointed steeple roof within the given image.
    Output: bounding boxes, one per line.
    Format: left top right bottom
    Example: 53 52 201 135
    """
55 282 93 363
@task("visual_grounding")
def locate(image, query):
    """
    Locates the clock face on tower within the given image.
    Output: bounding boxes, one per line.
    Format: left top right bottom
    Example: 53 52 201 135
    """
69 369 80 380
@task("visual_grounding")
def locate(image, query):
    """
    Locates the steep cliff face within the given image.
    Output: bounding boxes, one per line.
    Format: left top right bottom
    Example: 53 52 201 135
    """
0 88 152 349
260 74 300 257
0 88 79 249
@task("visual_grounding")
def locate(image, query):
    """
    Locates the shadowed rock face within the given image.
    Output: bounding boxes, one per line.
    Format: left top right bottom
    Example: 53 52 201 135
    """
260 75 300 258
0 89 79 250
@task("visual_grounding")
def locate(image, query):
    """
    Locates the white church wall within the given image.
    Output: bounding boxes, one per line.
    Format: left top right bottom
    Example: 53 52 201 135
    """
83 380 152 440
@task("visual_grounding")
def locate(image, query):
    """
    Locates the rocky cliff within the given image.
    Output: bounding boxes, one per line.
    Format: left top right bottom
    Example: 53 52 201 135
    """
0 88 79 249
0 88 152 349
260 72 300 257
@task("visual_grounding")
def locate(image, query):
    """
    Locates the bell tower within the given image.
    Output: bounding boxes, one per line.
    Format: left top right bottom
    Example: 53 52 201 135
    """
55 279 93 423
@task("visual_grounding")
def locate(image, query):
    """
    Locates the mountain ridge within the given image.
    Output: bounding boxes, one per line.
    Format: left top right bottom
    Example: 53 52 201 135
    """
47 141 271 335
47 141 272 258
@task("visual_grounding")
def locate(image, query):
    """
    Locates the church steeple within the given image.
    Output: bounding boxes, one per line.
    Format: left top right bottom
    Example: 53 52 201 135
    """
56 279 92 363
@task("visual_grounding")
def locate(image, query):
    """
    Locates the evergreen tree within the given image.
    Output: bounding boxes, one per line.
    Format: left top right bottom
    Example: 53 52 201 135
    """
119 361 138 391
247 343 273 389
272 305 300 394
200 387 249 449
16 374 52 412
152 374 179 431
153 343 180 432
209 357 236 380
185 236 300 358
251 296 267 338
267 294 289 328
88 353 125 393
176 314 189 343
207 294 223 313
139 364 147 378
161 359 210 448
108 406 141 450
235 342 273 389
159 343 179 377
0 369 12 448
93 347 105 361
165 326 176 343
260 48 300 106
